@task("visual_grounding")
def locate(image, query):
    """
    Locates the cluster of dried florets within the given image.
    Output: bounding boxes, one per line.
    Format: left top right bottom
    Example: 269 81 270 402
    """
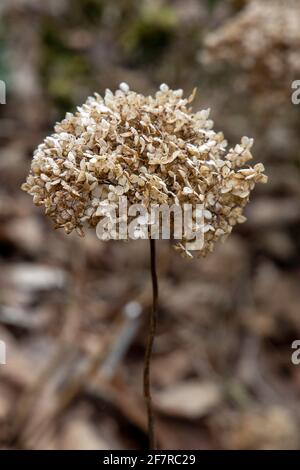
22 83 267 257
201 0 300 91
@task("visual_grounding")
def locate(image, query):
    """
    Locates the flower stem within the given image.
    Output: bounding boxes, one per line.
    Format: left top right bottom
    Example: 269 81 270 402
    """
144 239 158 450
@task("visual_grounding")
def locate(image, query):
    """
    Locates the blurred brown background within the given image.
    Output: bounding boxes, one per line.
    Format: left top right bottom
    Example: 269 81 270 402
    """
0 0 300 450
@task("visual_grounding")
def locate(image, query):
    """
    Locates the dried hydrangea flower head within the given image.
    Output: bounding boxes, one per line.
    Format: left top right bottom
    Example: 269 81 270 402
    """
201 0 300 91
22 83 267 257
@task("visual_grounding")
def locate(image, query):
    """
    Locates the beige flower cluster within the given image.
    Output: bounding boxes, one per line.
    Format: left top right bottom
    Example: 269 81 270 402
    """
201 0 300 90
22 83 267 257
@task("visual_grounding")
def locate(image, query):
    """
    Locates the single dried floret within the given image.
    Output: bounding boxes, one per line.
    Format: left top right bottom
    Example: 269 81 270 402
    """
22 83 267 257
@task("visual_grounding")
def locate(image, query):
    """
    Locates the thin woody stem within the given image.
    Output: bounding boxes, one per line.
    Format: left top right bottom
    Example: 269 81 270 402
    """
144 238 158 450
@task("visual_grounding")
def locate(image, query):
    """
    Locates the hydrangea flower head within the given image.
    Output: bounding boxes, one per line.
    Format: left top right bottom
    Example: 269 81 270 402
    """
202 0 300 91
22 83 267 256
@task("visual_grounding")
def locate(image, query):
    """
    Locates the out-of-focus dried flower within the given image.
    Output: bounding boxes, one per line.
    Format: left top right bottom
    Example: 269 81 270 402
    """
22 83 267 257
201 0 300 91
